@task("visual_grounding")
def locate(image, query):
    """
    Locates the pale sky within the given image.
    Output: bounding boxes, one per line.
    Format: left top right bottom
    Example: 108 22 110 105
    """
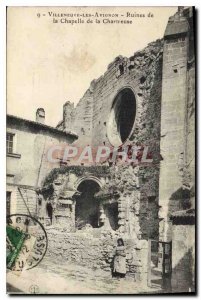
7 6 178 126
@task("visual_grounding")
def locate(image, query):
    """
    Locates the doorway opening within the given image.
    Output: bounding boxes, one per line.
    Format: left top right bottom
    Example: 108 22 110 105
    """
75 180 100 229
105 202 119 231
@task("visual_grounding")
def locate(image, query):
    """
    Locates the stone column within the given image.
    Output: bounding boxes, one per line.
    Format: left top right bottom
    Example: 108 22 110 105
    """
159 9 190 241
118 196 126 233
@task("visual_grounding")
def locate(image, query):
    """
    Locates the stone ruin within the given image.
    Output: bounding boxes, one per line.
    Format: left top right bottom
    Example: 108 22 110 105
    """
35 7 195 286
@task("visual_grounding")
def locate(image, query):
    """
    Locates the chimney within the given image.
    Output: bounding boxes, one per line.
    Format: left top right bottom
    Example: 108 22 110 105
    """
36 108 45 124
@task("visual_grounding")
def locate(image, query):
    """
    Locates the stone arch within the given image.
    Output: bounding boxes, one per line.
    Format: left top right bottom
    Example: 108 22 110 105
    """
75 175 103 190
75 176 103 229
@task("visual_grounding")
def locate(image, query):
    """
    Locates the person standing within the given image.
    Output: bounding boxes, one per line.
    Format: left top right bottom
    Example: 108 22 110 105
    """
113 238 126 278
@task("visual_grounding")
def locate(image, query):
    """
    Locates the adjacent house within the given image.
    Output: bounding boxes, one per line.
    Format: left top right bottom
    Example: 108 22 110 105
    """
6 108 77 216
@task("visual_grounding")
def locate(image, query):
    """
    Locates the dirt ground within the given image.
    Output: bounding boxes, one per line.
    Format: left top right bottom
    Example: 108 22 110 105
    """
7 257 162 294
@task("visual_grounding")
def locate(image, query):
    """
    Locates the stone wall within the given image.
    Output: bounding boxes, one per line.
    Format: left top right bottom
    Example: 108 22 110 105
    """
55 39 163 243
159 34 189 222
40 164 155 281
42 163 160 242
52 7 195 285
171 221 195 292
73 88 94 141
43 37 165 282
46 227 148 282
159 8 195 242
57 39 163 149
186 61 195 206
91 41 163 149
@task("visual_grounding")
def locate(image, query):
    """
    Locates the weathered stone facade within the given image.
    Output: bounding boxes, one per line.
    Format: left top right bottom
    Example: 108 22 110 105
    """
159 7 195 243
170 210 195 292
46 229 148 282
38 7 195 288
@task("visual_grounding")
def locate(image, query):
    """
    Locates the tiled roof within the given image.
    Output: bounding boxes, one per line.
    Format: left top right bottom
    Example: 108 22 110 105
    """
7 114 78 138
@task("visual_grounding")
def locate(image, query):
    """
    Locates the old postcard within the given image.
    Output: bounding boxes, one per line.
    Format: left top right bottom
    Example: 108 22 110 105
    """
6 6 195 294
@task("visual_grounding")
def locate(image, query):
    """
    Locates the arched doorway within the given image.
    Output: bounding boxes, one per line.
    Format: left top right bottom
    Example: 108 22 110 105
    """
107 88 136 147
75 180 101 229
